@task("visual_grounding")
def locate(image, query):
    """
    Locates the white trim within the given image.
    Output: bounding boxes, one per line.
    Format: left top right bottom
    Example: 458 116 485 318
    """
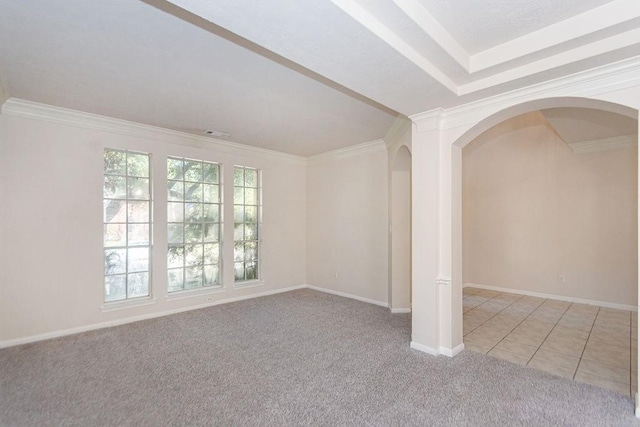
232 280 265 290
635 392 640 418
470 0 640 73
0 98 307 166
391 0 469 71
436 277 451 287
305 284 389 308
307 139 387 164
439 342 465 357
410 341 439 356
390 307 411 314
416 55 640 132
464 282 638 312
328 0 458 94
0 285 307 349
567 135 637 154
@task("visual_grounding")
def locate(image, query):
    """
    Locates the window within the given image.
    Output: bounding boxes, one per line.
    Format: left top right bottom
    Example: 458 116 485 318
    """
103 149 151 302
167 157 221 292
234 166 260 282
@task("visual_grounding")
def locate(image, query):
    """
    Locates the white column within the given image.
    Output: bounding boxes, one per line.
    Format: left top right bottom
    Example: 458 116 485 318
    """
409 110 442 355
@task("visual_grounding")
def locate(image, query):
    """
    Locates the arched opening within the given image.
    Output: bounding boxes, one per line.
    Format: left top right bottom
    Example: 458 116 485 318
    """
454 98 638 396
390 145 412 313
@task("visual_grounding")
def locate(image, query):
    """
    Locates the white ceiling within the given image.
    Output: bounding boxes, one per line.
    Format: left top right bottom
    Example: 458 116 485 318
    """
1 0 639 155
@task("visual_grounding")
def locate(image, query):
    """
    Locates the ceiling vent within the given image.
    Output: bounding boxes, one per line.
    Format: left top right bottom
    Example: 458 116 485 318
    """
205 129 231 139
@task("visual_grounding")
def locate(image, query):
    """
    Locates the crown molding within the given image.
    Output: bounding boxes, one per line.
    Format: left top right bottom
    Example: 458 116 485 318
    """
0 98 307 166
409 108 443 133
470 0 640 73
384 115 411 147
567 134 637 154
307 139 386 165
440 55 640 130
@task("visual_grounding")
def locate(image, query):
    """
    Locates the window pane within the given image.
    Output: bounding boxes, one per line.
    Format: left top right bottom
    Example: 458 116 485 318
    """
234 262 245 281
185 267 202 289
203 204 219 223
128 201 150 223
184 161 202 182
128 224 149 246
104 176 126 198
234 168 244 186
234 224 244 241
234 242 244 262
204 243 219 265
128 247 149 273
245 262 257 280
234 206 244 223
104 200 126 223
167 158 184 180
185 183 202 202
185 203 203 222
185 244 203 267
104 151 126 175
245 188 257 205
105 275 126 302
244 224 257 240
105 249 126 275
168 224 184 244
167 202 183 222
167 181 184 201
185 224 203 242
203 184 219 203
204 265 219 286
203 164 219 184
245 241 257 261
127 153 149 177
203 223 219 243
234 187 244 204
127 177 149 200
104 224 126 247
168 268 184 292
127 272 149 297
167 246 184 269
245 169 257 187
245 206 257 223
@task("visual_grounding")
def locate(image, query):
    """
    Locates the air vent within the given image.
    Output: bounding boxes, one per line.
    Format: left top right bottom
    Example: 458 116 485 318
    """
205 129 231 139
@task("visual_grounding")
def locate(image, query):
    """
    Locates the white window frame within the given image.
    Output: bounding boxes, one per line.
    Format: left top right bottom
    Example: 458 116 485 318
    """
167 157 223 293
233 165 262 285
103 149 153 304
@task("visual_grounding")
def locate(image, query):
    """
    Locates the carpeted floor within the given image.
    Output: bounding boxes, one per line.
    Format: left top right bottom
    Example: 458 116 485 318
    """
1 289 639 426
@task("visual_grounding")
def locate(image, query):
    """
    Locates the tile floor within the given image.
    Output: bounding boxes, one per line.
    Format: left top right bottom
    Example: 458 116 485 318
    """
463 286 638 396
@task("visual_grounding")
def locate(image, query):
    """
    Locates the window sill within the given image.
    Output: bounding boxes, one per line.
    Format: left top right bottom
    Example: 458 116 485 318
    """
166 286 225 301
101 297 157 312
233 280 265 290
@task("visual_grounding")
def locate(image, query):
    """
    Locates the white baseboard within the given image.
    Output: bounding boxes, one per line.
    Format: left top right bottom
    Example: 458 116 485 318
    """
390 307 411 314
0 284 308 349
305 284 389 308
464 282 638 312
410 341 439 356
439 342 465 357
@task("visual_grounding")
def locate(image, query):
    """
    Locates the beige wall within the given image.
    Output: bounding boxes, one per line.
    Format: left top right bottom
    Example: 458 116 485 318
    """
306 145 389 304
0 113 307 343
463 111 638 305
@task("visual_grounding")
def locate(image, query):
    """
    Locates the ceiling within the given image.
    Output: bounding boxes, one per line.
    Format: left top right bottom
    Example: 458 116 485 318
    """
0 0 639 156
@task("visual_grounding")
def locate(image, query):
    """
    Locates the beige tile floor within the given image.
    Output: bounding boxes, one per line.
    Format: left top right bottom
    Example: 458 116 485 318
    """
463 287 638 396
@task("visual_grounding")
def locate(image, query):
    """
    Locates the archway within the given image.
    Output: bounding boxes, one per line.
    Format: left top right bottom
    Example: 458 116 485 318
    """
448 96 639 404
390 145 412 312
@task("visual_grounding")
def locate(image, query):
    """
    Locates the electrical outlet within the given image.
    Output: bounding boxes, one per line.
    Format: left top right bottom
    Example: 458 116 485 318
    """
558 275 566 283
334 272 338 279
206 296 214 302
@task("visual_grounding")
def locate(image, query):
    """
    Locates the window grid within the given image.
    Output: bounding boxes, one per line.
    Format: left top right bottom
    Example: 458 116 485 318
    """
233 166 261 282
167 157 222 292
103 149 152 302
